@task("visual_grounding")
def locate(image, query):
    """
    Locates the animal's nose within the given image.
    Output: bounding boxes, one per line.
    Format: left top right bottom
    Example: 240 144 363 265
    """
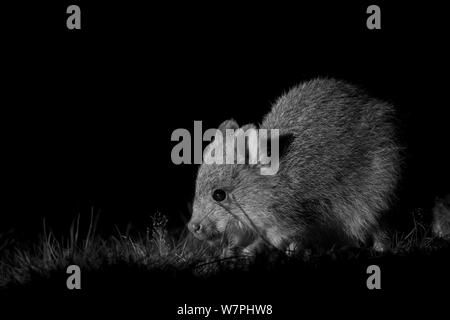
189 222 202 234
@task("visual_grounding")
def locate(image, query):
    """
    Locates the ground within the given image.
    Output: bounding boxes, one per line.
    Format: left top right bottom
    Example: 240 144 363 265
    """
1 212 449 318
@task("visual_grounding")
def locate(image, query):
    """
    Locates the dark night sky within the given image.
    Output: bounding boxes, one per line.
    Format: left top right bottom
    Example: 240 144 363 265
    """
2 2 449 238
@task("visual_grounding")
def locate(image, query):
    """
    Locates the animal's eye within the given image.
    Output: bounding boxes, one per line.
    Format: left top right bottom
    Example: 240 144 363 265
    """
212 189 227 202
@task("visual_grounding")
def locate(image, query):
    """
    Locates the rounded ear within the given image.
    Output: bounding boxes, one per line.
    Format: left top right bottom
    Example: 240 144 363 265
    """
218 119 239 135
233 124 258 165
203 120 238 164
240 124 258 160
241 123 256 131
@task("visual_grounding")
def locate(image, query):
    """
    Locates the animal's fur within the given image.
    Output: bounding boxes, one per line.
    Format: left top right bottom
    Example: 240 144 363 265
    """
432 194 450 238
189 78 401 255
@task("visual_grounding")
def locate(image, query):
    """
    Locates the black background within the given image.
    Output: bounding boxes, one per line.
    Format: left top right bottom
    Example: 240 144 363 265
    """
2 1 449 240
2 2 450 318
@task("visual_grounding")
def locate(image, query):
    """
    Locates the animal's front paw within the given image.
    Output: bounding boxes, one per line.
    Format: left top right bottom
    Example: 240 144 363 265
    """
241 247 256 257
372 231 390 253
220 247 238 259
241 239 265 257
372 240 388 252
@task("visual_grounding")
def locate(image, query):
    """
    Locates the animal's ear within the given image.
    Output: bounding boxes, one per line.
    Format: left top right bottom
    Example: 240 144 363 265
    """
218 119 239 136
241 123 256 132
203 119 240 164
233 124 258 164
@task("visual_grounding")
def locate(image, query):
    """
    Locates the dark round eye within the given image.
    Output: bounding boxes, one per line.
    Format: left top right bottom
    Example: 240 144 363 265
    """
212 189 227 202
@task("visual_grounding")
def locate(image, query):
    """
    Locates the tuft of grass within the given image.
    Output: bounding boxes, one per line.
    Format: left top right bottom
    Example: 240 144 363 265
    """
0 212 449 289
391 211 431 251
0 213 220 287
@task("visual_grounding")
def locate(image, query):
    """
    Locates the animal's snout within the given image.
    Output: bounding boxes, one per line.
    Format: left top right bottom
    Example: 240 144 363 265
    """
188 221 203 235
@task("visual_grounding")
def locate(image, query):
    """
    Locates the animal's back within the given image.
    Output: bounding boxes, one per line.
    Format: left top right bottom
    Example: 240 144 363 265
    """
261 78 400 248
